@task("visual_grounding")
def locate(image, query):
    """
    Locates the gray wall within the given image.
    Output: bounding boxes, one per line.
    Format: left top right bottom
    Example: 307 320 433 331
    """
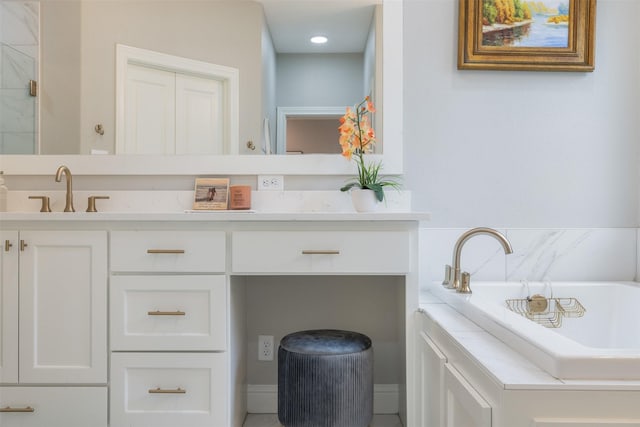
245 276 404 385
276 53 365 107
40 1 81 155
40 1 264 155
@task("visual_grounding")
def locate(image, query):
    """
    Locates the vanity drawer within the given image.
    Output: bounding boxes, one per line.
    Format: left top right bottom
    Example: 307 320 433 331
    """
110 275 227 351
110 230 225 273
232 230 410 273
110 353 227 427
0 386 107 427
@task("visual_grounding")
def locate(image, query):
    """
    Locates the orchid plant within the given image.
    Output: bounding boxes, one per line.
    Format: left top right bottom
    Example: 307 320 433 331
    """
338 96 399 202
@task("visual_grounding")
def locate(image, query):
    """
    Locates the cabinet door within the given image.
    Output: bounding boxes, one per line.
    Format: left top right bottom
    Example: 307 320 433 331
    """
111 352 227 427
0 231 18 383
0 386 107 427
418 330 446 427
444 364 492 427
19 231 107 383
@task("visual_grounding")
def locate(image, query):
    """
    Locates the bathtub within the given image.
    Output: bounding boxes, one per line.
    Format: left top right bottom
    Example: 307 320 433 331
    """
430 281 640 380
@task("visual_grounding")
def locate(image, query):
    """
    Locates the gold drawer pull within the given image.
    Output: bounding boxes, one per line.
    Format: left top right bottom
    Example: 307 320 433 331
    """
148 310 186 316
0 406 35 413
4 240 12 252
147 249 185 254
301 250 340 255
148 387 186 394
20 240 28 251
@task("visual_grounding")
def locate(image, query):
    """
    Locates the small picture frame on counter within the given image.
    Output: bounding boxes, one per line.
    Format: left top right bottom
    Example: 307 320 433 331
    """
193 178 229 210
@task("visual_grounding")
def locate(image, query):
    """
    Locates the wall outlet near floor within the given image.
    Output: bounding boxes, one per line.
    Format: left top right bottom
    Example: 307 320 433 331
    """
257 175 284 191
258 335 274 361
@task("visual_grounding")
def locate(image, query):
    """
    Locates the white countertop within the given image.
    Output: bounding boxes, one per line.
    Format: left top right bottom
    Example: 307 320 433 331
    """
2 190 429 222
419 288 640 391
0 211 430 222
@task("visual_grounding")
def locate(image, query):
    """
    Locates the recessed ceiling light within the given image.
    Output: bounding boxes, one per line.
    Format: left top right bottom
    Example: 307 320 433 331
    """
310 36 328 44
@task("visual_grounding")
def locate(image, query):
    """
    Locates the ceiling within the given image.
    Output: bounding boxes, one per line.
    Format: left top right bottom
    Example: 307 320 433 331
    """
256 0 379 53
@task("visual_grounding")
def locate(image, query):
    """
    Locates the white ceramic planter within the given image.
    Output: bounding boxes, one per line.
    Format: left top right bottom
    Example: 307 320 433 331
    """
350 189 379 212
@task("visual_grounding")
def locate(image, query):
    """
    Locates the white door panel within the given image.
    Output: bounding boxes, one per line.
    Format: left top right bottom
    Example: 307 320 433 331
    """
176 74 224 154
123 64 176 154
19 231 108 383
0 231 18 383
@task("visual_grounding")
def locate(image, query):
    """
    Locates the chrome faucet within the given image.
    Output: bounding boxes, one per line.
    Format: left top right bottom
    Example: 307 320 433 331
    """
446 227 513 294
55 165 75 212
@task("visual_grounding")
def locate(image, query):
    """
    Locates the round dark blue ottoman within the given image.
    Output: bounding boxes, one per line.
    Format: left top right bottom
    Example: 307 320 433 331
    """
277 329 373 427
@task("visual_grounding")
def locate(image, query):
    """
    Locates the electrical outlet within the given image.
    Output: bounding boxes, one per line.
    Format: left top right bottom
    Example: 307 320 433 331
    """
257 175 284 191
258 335 274 361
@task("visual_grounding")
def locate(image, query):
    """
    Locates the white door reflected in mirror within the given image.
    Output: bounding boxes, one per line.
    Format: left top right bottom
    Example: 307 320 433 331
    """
115 44 239 155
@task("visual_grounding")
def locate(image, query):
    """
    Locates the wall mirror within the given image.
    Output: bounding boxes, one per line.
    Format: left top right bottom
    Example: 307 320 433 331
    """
0 0 402 176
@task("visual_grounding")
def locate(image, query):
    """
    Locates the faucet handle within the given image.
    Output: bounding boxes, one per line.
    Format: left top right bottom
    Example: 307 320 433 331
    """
442 264 452 288
28 196 52 213
458 271 472 294
86 196 110 213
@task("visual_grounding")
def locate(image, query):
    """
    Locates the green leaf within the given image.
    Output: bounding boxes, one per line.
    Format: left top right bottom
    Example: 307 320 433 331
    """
340 183 359 192
367 183 385 201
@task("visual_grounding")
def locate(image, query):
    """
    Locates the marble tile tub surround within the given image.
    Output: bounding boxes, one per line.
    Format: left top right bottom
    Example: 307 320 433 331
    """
6 190 412 213
419 228 638 286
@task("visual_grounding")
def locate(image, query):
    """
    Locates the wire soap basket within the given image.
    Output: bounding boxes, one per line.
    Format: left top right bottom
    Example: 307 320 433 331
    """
505 293 586 328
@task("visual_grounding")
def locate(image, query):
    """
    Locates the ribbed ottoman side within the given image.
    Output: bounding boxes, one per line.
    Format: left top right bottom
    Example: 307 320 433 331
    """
277 330 373 427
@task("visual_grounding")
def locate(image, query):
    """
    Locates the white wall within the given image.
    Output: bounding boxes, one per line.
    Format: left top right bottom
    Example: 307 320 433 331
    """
403 0 640 228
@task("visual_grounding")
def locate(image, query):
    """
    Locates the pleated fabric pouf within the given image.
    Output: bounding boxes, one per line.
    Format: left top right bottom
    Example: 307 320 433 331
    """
277 329 373 427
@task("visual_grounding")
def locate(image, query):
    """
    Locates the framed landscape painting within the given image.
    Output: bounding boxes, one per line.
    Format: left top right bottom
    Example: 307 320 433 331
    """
458 0 596 71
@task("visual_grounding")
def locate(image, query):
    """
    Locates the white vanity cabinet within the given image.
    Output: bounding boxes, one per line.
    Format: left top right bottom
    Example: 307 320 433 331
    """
2 212 425 427
416 314 492 427
443 364 492 427
109 230 228 427
0 230 108 426
417 330 445 427
0 231 18 383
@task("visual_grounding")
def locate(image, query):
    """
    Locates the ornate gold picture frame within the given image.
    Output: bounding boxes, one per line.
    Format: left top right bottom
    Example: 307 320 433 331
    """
458 0 596 71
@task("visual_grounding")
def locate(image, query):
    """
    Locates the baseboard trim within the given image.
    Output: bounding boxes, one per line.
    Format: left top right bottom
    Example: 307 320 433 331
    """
247 384 399 414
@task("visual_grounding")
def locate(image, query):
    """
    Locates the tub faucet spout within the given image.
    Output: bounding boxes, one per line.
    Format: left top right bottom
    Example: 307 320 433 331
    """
450 227 513 293
55 165 75 212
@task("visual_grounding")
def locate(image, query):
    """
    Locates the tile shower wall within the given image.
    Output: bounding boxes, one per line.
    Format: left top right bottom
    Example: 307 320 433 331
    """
0 1 39 154
419 228 638 287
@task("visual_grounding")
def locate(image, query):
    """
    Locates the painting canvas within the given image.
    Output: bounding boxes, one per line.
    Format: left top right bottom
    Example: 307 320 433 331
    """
458 0 596 71
482 1 570 48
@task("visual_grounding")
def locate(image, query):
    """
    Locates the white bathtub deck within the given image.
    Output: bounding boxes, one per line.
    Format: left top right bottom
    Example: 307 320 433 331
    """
420 287 640 389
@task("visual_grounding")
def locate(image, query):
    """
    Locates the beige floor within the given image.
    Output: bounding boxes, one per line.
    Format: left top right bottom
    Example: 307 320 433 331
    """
243 413 403 427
